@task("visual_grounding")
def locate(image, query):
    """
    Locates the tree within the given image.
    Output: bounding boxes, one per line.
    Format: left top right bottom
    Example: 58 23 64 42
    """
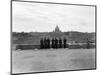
86 38 91 49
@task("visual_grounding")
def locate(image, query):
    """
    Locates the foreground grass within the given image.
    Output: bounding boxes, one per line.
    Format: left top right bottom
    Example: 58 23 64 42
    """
12 48 95 73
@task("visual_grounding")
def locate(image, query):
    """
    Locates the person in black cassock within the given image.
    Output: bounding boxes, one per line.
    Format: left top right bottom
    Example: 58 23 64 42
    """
44 38 47 49
59 38 62 48
63 38 67 48
40 38 44 49
52 38 54 48
55 38 58 48
47 38 50 48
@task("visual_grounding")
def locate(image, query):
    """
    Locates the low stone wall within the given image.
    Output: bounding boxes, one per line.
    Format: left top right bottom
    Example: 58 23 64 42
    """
68 44 95 49
16 45 40 50
15 43 95 50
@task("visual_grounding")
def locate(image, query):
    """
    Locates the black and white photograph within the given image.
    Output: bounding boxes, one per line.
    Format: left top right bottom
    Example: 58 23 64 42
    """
11 0 96 74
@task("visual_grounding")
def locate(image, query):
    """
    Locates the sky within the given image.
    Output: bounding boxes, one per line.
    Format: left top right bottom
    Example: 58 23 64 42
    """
12 1 95 32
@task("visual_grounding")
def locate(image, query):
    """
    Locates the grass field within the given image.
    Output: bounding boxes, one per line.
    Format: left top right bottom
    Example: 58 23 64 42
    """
12 48 95 73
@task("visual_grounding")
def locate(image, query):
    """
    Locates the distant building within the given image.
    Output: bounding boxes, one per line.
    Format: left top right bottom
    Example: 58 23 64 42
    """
53 25 61 33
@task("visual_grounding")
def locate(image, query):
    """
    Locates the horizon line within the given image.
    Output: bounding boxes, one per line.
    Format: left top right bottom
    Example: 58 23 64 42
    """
12 31 95 33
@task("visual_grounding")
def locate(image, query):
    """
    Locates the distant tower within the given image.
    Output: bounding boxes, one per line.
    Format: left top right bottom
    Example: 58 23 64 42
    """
53 25 61 32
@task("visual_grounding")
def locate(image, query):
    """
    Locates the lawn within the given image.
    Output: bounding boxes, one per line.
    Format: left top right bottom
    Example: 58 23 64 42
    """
12 48 95 73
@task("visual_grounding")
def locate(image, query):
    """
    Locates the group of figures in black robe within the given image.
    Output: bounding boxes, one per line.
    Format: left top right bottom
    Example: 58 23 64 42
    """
40 38 94 49
40 38 68 49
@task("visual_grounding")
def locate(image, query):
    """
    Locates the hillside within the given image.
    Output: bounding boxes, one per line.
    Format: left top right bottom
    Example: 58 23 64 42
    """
12 31 96 45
